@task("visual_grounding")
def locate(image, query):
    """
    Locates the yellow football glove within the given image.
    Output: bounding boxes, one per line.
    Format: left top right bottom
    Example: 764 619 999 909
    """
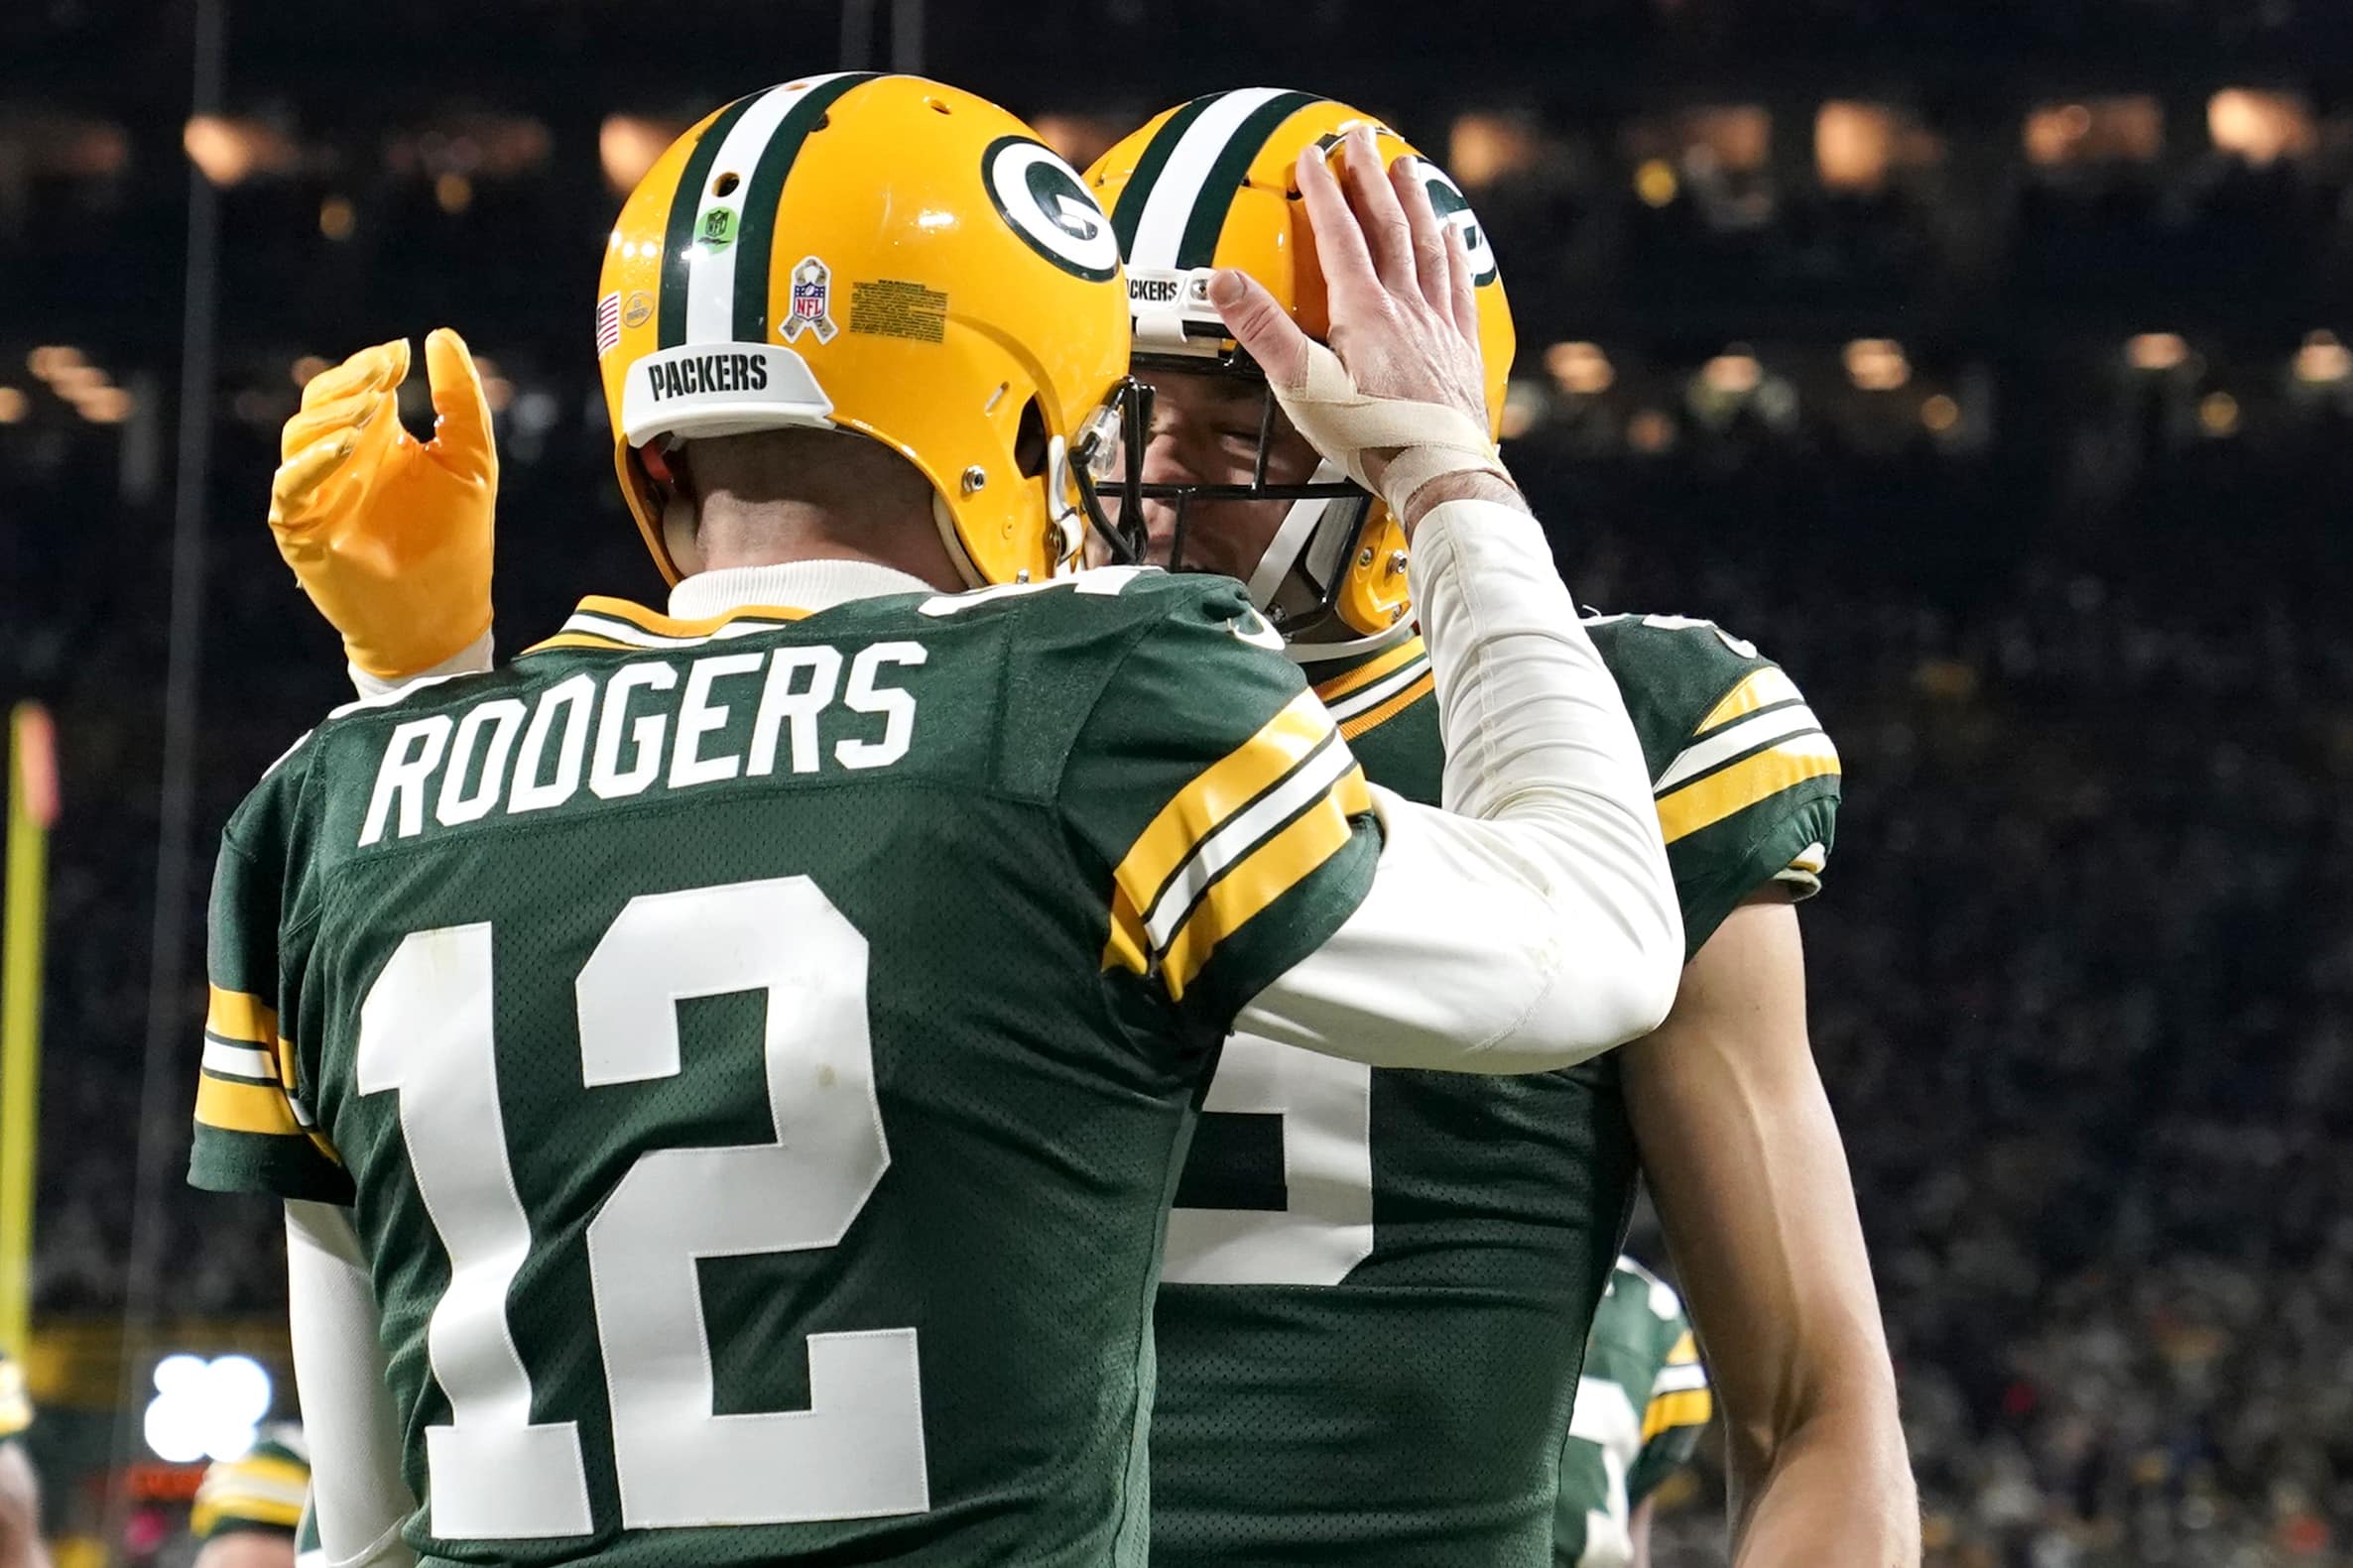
269 327 496 679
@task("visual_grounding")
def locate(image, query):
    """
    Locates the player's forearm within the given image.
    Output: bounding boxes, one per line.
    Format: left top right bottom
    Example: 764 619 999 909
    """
1725 1383 1917 1568
285 1203 418 1568
1406 497 1682 1041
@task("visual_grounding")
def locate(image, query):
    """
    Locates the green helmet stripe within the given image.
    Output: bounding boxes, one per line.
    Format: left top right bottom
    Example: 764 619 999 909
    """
1172 89 1318 271
729 72 880 342
657 88 771 351
1109 94 1216 258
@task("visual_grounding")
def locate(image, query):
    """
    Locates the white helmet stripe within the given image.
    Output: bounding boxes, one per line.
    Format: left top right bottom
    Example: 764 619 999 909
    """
1125 86 1301 273
680 74 857 345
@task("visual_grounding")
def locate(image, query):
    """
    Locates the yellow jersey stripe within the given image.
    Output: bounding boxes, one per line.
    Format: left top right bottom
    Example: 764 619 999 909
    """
1108 691 1337 956
196 1073 303 1139
522 631 640 656
1337 671 1433 742
1697 666 1802 733
1665 1328 1700 1366
1643 1386 1714 1442
205 986 278 1047
1657 738 1841 845
573 596 812 638
1161 765 1372 999
1312 637 1425 704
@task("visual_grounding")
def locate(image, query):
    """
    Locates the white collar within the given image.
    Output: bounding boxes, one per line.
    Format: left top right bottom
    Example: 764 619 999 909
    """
667 559 936 620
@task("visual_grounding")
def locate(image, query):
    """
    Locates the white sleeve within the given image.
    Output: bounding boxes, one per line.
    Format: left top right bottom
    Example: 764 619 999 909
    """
346 629 495 701
1237 498 1681 1073
285 1202 418 1568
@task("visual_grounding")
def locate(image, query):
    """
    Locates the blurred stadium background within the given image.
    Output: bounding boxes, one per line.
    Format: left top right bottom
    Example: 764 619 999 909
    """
4 0 2353 1563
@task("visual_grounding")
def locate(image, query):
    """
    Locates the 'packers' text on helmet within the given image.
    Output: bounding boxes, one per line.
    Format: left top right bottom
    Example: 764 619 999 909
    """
597 73 1135 586
1087 89 1516 654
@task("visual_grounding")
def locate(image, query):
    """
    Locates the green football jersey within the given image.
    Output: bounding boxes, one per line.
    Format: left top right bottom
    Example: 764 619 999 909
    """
1555 1258 1711 1567
1149 612 1836 1567
192 1425 310 1540
187 569 1382 1568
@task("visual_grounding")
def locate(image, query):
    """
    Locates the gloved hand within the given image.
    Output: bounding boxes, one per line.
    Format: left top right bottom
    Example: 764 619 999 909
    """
269 327 496 679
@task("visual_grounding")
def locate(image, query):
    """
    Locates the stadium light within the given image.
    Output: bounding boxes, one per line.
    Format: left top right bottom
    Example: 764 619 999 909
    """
2127 333 2190 373
25 347 82 381
2293 331 2350 385
319 195 357 241
601 115 682 194
2198 391 2241 437
1545 342 1615 396
183 115 298 187
1844 339 1911 392
2209 89 2313 166
1702 351 1763 397
144 1353 272 1464
1449 114 1539 187
1634 160 1678 208
290 356 330 388
0 390 24 425
1921 394 1961 434
1816 102 1896 194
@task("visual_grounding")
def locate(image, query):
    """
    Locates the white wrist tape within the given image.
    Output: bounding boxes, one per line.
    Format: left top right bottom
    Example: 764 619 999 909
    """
1268 338 1513 517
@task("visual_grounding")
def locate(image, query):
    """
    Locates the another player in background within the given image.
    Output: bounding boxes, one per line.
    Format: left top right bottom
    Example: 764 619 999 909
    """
0 1353 47 1568
198 77 1682 1568
1084 92 1917 1567
1557 1258 1712 1568
191 1426 320 1568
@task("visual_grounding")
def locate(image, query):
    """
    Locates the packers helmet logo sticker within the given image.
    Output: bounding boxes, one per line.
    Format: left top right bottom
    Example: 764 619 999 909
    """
983 136 1119 282
781 256 838 345
1419 164 1499 288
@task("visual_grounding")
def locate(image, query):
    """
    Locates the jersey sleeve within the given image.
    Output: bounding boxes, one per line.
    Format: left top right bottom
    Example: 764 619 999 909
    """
187 769 354 1206
1627 1324 1712 1506
1061 579 1381 1046
1586 616 1842 954
192 1434 311 1538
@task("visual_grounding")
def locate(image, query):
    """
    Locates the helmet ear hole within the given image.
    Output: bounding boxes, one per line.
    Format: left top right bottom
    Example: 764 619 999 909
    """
1014 396 1049 479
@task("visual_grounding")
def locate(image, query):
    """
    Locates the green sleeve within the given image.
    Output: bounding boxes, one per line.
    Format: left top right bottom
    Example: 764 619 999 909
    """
186 765 354 1206
1060 578 1379 1048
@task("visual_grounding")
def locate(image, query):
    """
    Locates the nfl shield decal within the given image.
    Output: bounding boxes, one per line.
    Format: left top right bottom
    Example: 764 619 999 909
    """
781 255 839 345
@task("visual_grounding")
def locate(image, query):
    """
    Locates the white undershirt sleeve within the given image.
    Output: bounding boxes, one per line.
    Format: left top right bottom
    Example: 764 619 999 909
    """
1238 498 1682 1073
285 1201 418 1568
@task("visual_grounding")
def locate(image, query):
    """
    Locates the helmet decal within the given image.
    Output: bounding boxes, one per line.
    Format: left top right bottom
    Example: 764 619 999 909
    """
1419 164 1498 288
656 72 874 350
982 137 1119 281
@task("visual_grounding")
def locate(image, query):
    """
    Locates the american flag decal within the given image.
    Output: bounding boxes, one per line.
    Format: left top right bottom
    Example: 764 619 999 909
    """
595 292 623 356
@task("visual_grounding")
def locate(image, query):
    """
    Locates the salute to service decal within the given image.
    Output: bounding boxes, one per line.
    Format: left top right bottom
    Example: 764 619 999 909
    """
782 255 839 345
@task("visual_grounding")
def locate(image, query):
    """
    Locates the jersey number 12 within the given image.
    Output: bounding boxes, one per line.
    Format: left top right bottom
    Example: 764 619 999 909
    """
356 876 929 1537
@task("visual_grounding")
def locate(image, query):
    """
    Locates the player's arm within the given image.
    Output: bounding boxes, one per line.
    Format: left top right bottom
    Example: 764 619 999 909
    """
1619 892 1918 1567
284 1203 416 1568
1216 128 1680 1068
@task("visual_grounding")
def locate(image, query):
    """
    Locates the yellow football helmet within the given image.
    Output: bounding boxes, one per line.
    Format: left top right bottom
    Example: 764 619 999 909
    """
597 73 1133 586
1087 90 1516 653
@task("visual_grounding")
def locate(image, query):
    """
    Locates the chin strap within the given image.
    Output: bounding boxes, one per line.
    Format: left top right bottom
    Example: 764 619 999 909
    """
1267 339 1512 519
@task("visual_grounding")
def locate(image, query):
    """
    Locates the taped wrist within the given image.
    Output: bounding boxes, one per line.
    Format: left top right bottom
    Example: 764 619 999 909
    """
1268 338 1512 518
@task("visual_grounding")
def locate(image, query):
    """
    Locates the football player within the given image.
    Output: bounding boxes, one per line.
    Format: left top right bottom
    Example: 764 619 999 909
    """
1556 1258 1711 1568
191 1426 315 1568
0 1352 45 1568
193 77 1685 1568
1085 91 1916 1568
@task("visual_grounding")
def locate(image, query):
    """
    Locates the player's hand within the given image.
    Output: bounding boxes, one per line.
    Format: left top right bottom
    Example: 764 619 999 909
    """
269 327 497 678
1208 124 1519 532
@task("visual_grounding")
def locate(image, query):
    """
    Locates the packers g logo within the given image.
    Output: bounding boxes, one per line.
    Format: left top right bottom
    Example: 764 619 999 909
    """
1420 164 1499 289
982 136 1120 282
